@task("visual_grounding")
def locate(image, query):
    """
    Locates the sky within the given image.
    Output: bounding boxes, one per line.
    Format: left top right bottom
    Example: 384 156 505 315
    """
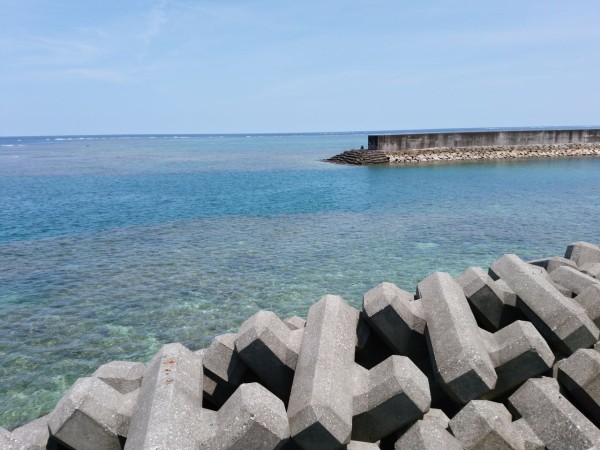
1 0 600 136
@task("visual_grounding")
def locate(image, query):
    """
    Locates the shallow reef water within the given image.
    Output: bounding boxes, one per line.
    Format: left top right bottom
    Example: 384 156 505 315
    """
1 132 599 428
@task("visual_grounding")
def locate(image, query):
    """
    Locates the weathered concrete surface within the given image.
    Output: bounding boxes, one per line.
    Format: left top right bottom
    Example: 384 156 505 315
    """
556 349 600 426
363 281 427 358
449 400 526 450
581 262 600 279
287 295 357 449
394 420 462 450
236 311 302 402
550 265 600 295
0 427 27 450
512 418 544 450
284 316 306 330
208 382 289 450
125 343 214 450
346 441 380 450
528 256 578 273
481 321 554 398
369 129 600 151
92 360 145 394
352 356 431 442
203 333 248 407
566 241 600 267
489 254 600 354
422 408 450 429
573 284 600 327
508 377 600 449
457 266 521 331
11 415 51 450
417 272 497 403
48 377 131 450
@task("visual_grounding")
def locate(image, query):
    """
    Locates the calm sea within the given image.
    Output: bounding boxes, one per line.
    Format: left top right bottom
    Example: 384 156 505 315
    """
1 131 599 429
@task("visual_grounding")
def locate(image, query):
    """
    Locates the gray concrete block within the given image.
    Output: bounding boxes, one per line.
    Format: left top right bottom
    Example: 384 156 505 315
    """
354 314 393 369
92 360 145 394
566 241 600 267
482 321 554 398
204 333 246 385
489 254 600 354
508 377 600 449
457 266 521 331
362 282 427 359
550 265 600 295
284 315 306 330
346 441 380 450
526 263 573 297
0 428 27 450
528 256 578 273
394 420 462 450
422 408 450 430
573 284 600 327
235 310 302 402
556 348 600 426
417 272 497 403
10 414 51 450
125 343 214 449
203 333 248 407
208 382 289 450
512 419 544 450
449 400 525 450
352 355 431 442
288 295 357 449
581 262 600 280
48 377 130 450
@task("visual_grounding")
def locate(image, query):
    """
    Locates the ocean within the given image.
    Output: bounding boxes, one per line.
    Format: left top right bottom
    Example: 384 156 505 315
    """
1 131 599 429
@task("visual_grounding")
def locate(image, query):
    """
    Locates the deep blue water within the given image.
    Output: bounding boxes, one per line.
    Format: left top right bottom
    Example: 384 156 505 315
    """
1 132 599 429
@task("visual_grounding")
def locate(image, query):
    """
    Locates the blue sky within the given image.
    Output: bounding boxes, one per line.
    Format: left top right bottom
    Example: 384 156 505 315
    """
1 0 600 136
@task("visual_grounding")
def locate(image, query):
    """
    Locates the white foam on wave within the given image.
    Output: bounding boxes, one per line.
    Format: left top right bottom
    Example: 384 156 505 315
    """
1 144 15 147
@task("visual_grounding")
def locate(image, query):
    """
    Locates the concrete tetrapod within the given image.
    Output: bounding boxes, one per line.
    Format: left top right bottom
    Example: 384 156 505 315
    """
287 295 358 449
351 355 431 442
508 377 600 449
417 272 497 403
449 400 528 450
457 266 521 331
362 281 427 359
10 415 51 450
125 343 216 450
92 360 145 394
203 333 248 408
235 310 303 402
572 284 600 327
556 348 600 426
528 256 578 273
565 241 600 267
48 376 136 450
489 254 600 354
0 428 27 450
207 382 290 450
394 420 462 450
480 320 554 398
549 265 600 296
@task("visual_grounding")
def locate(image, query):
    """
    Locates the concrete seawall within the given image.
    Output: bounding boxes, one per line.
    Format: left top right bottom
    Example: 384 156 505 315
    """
368 128 600 152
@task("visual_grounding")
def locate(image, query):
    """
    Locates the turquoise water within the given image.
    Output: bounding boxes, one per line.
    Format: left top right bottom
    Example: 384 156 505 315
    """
1 132 599 429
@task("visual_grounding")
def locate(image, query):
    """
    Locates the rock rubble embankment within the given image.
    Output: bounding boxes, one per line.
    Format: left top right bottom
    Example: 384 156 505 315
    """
326 143 600 165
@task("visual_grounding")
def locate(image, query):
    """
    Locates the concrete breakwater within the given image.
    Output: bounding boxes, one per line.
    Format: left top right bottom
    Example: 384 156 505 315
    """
326 143 600 166
369 128 600 152
3 242 600 449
